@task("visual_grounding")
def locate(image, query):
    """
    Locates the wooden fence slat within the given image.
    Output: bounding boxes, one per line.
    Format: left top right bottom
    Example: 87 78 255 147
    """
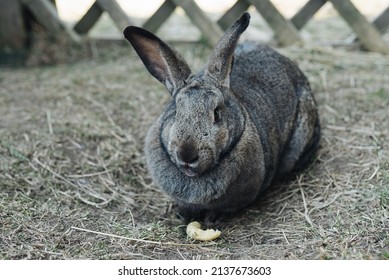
329 0 389 54
373 7 389 33
142 0 177 33
291 0 327 30
96 0 133 32
23 0 80 43
49 0 57 13
171 0 224 47
73 1 104 35
248 0 301 46
217 0 251 30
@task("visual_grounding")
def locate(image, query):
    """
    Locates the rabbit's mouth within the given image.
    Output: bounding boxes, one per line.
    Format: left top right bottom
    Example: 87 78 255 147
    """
170 145 214 177
182 165 198 177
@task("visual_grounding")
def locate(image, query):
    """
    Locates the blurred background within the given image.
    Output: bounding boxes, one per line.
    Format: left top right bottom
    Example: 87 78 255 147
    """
62 0 388 41
1 0 388 66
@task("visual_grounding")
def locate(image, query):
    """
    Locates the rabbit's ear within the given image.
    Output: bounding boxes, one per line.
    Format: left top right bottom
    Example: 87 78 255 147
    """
124 26 191 94
205 13 250 87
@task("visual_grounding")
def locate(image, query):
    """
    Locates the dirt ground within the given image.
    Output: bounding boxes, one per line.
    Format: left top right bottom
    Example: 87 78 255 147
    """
1 15 389 259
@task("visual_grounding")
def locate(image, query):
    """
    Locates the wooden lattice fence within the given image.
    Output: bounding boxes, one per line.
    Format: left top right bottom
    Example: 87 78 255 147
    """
1 0 388 65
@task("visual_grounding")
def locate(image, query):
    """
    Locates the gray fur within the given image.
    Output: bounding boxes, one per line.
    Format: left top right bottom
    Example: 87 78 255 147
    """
123 13 320 224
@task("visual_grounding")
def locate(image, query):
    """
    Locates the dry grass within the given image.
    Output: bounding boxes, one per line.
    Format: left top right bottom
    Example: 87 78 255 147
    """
0 40 388 259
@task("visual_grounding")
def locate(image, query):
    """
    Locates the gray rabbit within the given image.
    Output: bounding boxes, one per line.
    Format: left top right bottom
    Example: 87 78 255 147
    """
123 13 320 224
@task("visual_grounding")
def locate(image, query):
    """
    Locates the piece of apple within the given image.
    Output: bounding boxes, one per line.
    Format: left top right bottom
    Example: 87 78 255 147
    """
186 221 221 241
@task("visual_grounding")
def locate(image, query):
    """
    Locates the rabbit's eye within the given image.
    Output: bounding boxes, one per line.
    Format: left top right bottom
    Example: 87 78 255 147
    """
214 107 222 124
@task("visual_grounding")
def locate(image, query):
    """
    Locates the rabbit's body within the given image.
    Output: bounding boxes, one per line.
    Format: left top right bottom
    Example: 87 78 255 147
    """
231 43 320 178
124 13 320 224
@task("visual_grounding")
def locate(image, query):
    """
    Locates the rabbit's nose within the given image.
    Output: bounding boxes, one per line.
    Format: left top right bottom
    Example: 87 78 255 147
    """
177 142 199 164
